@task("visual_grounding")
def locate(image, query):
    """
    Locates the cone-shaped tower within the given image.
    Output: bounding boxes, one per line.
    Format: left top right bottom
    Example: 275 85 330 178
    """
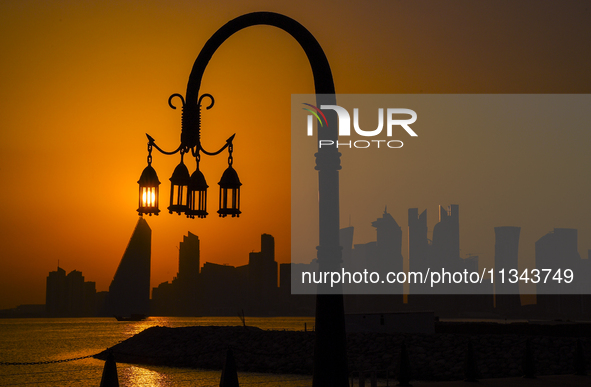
108 218 151 316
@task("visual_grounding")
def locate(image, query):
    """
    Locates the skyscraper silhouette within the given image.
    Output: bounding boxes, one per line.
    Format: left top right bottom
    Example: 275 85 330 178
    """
176 232 201 315
46 266 67 317
371 207 403 274
108 217 151 317
200 262 247 315
408 208 431 305
178 232 200 282
46 266 97 317
248 233 278 314
432 204 460 272
408 208 429 274
370 208 403 301
535 228 581 317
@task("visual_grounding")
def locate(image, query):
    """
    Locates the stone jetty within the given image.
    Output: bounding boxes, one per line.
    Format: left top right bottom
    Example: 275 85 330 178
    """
95 323 591 380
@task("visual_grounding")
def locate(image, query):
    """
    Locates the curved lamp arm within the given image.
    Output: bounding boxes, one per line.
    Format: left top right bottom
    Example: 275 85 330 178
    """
180 12 346 387
184 11 342 247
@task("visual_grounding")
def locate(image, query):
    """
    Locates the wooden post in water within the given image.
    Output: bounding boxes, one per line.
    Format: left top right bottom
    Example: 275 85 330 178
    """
99 350 119 387
219 348 240 387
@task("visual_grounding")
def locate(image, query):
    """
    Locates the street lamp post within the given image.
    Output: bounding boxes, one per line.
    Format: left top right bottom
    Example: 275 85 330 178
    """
137 12 347 386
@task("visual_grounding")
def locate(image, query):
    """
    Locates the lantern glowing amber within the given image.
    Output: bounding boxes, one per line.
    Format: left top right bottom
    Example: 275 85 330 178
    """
217 165 241 217
168 161 191 215
187 167 209 218
137 164 161 215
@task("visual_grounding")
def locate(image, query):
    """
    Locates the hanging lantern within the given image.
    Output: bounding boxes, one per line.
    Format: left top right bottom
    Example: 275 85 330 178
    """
140 94 241 220
187 161 209 219
218 165 241 217
137 164 161 215
168 156 191 215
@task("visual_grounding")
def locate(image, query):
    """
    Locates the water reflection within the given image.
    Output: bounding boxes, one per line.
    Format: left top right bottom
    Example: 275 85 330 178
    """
0 317 315 387
119 365 312 387
123 365 170 386
121 318 170 337
120 365 231 387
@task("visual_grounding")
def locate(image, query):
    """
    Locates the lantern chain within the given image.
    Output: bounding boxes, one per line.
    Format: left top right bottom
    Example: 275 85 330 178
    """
147 143 153 166
228 142 234 166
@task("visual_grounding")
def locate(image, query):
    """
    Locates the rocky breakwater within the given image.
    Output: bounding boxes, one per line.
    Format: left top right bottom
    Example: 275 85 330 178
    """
96 326 315 374
95 324 591 380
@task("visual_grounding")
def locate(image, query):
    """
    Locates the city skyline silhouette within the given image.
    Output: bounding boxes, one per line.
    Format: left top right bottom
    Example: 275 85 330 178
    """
1 3 590 387
1 2 590 313
31 201 591 321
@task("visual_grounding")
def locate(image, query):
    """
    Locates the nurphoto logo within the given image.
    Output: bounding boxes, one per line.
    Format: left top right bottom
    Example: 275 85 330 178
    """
303 103 418 149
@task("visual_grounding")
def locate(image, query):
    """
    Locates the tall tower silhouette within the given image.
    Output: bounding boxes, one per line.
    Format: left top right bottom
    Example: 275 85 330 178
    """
535 228 580 317
248 233 278 314
178 232 200 282
408 208 431 307
108 218 151 316
408 208 429 274
46 266 67 317
371 207 403 274
176 232 201 315
369 207 404 309
432 204 460 271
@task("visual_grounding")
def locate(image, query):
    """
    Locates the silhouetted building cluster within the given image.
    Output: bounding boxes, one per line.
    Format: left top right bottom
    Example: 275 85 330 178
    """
337 205 488 317
406 205 487 315
534 228 591 319
46 266 97 317
338 205 591 320
43 218 151 318
151 233 314 316
37 206 591 320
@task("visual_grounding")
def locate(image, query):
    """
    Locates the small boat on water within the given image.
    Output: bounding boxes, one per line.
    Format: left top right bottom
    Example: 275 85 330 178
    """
114 314 148 321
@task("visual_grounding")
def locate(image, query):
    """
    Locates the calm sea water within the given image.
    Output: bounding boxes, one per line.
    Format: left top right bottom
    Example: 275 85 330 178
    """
0 317 315 387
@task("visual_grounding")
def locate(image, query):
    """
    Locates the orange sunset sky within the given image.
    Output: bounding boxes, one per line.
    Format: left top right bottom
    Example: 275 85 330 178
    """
1 0 590 309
